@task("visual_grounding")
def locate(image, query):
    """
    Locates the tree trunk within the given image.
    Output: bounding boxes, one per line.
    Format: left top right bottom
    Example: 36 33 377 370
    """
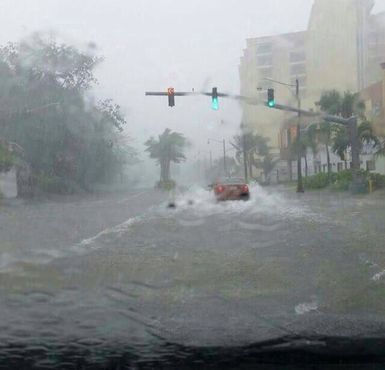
160 161 166 182
326 144 331 182
304 154 308 177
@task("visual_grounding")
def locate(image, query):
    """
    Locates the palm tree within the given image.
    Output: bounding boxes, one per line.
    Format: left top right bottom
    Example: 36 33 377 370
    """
316 90 379 177
332 120 379 161
145 129 188 186
304 124 319 174
232 132 270 179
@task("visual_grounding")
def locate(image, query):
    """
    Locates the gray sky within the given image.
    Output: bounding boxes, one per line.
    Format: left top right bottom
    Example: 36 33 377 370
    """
0 0 384 159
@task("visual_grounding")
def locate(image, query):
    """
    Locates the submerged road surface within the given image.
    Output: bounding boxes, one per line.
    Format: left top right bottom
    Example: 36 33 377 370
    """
1 185 385 367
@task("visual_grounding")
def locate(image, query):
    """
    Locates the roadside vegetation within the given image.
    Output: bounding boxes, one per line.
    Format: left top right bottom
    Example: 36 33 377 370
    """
291 90 384 192
0 34 136 196
145 128 189 190
303 170 385 192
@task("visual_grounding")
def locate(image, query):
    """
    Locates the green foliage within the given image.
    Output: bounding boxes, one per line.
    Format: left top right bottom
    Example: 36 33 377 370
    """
317 90 365 119
36 175 78 194
303 170 381 192
316 90 380 161
232 131 275 179
330 170 353 191
303 173 331 190
0 143 13 172
156 180 176 191
145 128 189 184
0 35 136 193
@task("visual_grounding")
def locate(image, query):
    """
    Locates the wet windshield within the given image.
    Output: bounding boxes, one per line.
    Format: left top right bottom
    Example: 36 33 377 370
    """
1 0 385 368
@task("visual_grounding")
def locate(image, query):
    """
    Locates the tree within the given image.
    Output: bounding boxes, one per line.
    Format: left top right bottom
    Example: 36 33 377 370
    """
0 141 13 173
291 135 309 177
145 129 188 186
232 132 272 180
0 35 136 194
316 90 379 178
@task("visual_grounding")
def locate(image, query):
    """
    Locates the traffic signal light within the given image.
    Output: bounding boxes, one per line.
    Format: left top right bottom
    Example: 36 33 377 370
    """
212 87 219 111
168 87 175 107
267 88 275 108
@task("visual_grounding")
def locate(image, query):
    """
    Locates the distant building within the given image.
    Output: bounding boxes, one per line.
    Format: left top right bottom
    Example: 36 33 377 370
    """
239 0 385 180
239 31 306 147
360 62 385 174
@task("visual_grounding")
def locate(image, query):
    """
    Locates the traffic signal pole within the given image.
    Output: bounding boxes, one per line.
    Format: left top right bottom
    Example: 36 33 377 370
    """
296 79 304 193
223 139 227 176
145 88 363 193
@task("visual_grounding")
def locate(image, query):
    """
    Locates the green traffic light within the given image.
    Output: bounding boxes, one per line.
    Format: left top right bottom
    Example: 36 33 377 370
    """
212 98 219 111
268 100 275 108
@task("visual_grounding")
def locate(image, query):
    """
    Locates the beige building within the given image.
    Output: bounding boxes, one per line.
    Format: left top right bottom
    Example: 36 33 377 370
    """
239 0 385 152
360 63 385 174
239 31 306 148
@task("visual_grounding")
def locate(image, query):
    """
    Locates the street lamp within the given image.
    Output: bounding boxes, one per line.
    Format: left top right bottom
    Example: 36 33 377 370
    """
208 138 227 176
263 77 304 193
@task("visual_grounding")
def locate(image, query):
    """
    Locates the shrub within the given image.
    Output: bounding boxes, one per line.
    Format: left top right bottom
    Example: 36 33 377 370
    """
303 173 330 190
155 180 176 191
36 175 77 194
0 144 13 173
331 170 353 191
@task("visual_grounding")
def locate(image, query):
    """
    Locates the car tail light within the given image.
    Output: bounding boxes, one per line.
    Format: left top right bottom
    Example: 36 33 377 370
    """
242 184 249 193
215 185 225 193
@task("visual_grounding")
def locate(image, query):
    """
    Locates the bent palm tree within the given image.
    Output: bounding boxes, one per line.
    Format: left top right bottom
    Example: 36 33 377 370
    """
317 90 379 177
145 129 188 185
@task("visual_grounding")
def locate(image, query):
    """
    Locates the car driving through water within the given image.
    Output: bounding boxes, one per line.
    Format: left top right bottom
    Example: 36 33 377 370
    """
211 177 250 201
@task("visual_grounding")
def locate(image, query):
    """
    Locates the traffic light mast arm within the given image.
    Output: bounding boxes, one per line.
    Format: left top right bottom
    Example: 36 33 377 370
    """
145 90 350 125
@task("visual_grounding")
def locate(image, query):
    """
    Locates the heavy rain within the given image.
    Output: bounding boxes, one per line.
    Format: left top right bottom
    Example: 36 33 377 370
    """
1 1 385 369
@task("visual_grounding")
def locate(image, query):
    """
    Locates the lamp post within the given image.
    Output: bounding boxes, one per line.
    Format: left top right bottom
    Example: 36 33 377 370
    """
264 77 304 193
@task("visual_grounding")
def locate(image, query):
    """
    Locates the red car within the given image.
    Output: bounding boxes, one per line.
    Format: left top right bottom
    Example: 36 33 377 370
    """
212 178 250 201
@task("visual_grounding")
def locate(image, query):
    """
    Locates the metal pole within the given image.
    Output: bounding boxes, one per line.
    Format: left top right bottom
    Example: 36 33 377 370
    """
242 133 248 182
223 139 227 176
349 116 362 192
296 79 304 193
210 151 213 170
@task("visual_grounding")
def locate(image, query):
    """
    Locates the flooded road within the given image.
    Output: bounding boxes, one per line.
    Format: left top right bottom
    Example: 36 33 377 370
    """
1 186 385 367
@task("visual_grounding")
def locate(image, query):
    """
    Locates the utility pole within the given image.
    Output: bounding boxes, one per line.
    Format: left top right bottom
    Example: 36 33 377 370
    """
209 150 213 171
296 79 304 193
349 116 362 192
242 132 248 182
223 139 227 176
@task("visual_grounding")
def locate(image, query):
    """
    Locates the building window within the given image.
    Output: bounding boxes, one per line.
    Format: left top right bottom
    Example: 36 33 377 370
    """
290 63 306 76
289 51 306 63
257 43 272 54
257 55 272 66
